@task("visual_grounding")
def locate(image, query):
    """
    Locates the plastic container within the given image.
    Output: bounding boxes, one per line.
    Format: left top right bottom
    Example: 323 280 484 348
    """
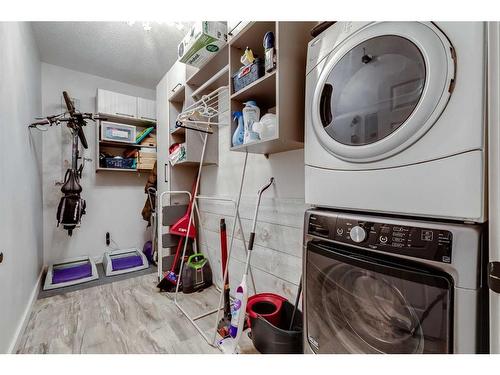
101 122 136 143
249 300 303 354
247 293 287 328
101 157 136 169
253 113 277 141
242 101 260 144
181 253 213 294
232 58 265 93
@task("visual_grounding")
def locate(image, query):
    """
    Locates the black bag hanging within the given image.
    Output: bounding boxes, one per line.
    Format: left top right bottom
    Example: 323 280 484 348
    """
57 169 85 236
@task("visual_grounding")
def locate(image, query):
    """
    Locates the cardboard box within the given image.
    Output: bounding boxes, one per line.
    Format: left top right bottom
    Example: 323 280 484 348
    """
140 135 157 147
178 22 227 68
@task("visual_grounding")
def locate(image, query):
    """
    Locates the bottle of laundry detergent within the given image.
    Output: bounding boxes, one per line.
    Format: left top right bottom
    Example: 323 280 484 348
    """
242 101 260 144
232 111 244 147
229 274 248 339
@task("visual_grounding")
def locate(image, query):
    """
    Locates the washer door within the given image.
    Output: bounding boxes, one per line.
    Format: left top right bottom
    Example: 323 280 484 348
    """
311 22 455 162
305 242 454 353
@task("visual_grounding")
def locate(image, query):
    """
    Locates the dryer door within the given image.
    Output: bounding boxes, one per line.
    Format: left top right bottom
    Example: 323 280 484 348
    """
311 22 455 162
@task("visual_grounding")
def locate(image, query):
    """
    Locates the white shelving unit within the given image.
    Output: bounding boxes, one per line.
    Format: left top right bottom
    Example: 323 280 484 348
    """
95 88 157 173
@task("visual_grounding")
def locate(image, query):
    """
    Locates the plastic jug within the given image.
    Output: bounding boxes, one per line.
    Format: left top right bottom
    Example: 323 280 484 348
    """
242 101 260 144
253 113 277 141
232 111 244 147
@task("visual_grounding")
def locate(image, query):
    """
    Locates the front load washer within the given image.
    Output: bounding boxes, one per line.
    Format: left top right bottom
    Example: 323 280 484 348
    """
305 22 487 222
303 208 488 353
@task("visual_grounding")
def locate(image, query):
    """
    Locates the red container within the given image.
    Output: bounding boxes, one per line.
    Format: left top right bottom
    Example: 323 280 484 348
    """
247 293 287 328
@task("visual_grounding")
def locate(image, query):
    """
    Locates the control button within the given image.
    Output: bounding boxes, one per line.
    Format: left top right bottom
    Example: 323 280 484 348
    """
336 228 344 236
379 235 388 244
349 226 367 243
421 230 434 241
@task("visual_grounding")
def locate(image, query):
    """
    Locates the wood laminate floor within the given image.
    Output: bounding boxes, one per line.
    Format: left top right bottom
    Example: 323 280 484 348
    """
17 273 256 354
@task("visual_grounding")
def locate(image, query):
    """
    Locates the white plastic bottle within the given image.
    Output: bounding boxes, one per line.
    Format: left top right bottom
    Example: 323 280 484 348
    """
242 101 260 144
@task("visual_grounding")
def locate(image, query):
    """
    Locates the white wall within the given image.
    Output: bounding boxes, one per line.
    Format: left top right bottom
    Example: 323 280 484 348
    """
0 22 43 353
41 63 155 264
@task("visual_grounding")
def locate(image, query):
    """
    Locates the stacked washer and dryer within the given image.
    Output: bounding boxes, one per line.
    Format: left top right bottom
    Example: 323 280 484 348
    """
302 22 489 353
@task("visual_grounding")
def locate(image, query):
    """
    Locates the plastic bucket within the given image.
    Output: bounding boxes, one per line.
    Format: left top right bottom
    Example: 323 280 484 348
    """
247 293 287 327
250 300 303 354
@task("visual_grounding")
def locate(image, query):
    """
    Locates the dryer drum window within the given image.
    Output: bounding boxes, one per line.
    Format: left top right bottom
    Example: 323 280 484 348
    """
320 35 426 146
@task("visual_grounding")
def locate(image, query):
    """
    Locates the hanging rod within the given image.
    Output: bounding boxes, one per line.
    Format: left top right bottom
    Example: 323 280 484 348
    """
175 86 228 133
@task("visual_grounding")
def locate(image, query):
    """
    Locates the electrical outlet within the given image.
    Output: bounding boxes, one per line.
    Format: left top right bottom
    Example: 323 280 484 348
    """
106 232 110 246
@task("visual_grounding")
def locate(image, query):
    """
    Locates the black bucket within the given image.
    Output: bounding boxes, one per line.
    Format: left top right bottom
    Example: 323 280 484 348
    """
249 300 303 354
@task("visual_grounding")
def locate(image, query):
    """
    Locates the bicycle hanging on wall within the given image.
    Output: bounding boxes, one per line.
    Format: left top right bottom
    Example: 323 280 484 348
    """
29 91 106 236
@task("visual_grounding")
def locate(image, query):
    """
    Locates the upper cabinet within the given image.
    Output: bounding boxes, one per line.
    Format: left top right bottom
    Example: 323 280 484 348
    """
167 61 187 101
97 89 137 119
137 98 156 122
97 89 156 124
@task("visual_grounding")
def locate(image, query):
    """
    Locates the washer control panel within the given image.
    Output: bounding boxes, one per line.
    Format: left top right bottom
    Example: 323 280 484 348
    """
308 214 453 263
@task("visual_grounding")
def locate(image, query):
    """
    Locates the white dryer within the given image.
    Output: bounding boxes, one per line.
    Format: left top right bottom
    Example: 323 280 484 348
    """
305 22 487 222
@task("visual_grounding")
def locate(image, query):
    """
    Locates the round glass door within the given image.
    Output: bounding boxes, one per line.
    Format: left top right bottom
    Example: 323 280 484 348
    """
324 264 425 353
321 35 426 146
311 22 455 162
305 241 453 354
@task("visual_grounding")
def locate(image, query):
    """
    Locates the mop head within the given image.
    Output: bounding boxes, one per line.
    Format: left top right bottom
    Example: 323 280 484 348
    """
157 271 178 291
217 317 231 338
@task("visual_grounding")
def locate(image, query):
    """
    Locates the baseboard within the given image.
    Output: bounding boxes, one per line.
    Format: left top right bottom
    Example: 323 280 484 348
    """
7 267 44 354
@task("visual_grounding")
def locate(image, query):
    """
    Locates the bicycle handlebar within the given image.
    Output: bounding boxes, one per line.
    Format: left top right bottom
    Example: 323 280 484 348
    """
30 119 50 126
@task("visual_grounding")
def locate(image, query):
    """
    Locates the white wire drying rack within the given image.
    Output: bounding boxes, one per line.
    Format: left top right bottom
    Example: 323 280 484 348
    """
157 86 257 348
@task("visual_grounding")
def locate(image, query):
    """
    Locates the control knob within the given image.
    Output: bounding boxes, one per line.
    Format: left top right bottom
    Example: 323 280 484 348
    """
350 225 367 243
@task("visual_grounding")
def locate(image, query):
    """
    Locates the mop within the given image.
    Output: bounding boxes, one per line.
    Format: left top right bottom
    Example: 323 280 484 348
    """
217 218 231 337
219 177 275 354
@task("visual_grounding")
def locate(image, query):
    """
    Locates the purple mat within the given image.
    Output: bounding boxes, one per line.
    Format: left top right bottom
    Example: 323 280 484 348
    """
111 255 144 271
52 263 92 284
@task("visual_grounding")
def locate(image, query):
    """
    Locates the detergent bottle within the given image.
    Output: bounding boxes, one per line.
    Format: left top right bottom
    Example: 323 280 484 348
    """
232 111 244 147
242 101 260 144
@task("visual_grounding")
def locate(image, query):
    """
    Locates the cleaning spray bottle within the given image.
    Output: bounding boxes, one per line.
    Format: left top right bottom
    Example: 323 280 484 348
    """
232 111 244 147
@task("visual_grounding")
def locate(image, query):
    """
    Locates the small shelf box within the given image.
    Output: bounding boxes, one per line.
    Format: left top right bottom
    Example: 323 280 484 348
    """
101 122 136 144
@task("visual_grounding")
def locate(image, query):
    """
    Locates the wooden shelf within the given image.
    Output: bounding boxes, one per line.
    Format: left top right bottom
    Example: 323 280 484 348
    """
98 114 156 127
230 137 303 155
171 160 217 167
229 22 315 156
99 140 156 149
186 44 229 87
170 126 185 136
231 70 276 107
96 167 138 173
191 64 229 98
169 85 185 103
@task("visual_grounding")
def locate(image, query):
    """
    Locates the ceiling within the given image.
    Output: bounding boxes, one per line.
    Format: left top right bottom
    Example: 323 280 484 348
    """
32 21 191 89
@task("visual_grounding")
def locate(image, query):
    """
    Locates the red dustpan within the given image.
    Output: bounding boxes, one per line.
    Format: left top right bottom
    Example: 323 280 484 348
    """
169 177 197 239
157 175 198 290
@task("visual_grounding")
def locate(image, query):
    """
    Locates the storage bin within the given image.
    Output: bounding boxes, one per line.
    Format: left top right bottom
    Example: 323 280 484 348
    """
101 157 136 169
232 58 265 93
101 122 136 143
249 300 303 354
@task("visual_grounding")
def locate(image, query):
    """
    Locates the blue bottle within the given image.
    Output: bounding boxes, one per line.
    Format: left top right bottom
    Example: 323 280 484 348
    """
232 111 244 147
